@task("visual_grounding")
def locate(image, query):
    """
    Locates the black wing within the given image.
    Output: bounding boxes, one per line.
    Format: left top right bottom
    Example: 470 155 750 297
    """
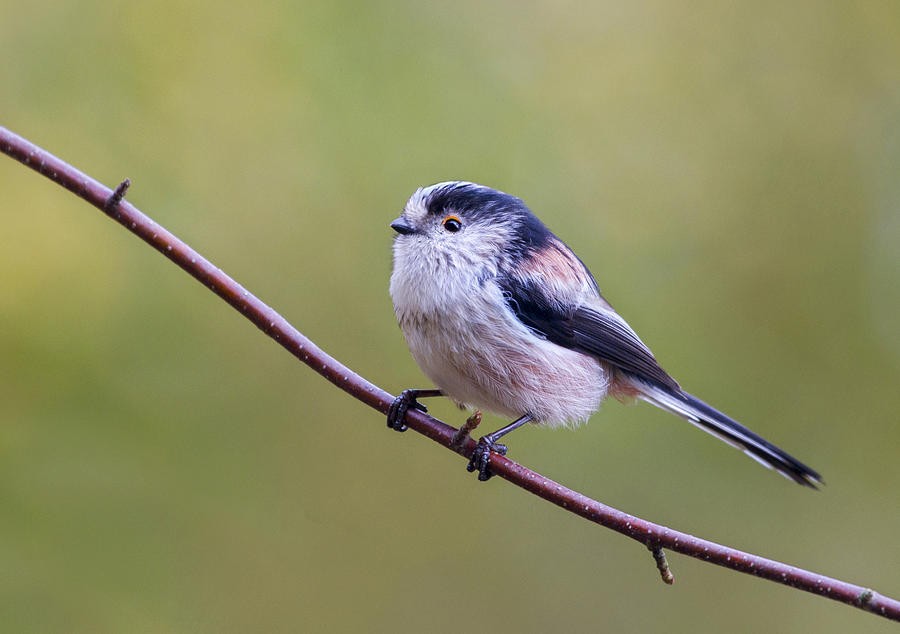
499 255 822 487
499 274 681 392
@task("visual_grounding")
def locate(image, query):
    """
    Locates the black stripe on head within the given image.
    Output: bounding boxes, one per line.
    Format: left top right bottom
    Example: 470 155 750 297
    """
424 182 553 258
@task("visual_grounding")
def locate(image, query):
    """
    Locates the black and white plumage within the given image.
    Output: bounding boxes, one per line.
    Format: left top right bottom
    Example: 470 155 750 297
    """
389 181 821 487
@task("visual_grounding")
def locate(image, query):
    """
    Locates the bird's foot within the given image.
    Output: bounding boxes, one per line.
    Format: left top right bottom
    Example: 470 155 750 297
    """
466 435 508 481
387 389 441 432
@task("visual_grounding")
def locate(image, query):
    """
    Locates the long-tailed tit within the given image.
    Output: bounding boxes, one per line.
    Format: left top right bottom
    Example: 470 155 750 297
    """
387 181 821 487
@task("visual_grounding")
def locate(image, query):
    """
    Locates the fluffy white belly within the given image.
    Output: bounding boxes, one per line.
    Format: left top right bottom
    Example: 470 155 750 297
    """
397 299 609 427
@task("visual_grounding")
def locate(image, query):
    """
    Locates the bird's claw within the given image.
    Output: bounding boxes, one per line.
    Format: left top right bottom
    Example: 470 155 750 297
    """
466 436 508 481
387 389 428 432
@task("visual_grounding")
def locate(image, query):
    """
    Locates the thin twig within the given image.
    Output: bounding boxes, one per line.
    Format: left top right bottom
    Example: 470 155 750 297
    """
450 410 481 451
1 125 898 623
104 178 130 211
650 545 675 585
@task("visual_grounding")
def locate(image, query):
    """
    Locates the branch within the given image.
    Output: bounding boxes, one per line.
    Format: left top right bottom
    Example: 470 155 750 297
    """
2 126 898 623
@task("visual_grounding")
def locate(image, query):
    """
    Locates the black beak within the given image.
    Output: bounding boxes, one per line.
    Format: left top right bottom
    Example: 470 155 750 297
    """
390 217 416 235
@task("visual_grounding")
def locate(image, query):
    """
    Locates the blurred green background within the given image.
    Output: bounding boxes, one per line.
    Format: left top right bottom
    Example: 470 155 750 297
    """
2 2 899 632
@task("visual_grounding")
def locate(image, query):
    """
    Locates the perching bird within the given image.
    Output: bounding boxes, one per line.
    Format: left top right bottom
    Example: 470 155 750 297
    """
387 181 821 487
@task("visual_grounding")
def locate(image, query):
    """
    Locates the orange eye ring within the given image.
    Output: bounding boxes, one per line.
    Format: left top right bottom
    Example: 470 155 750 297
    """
442 215 462 233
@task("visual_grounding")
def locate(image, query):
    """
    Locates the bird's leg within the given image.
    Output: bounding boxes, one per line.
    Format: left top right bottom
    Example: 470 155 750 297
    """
387 388 443 432
467 414 533 481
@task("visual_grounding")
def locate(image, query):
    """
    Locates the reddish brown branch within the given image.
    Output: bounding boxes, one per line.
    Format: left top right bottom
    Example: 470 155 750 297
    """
2 125 898 623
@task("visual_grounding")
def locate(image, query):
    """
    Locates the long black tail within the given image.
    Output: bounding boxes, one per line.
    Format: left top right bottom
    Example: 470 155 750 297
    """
634 382 822 488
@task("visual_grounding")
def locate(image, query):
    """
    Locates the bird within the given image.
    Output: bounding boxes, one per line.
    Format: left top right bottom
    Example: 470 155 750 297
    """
386 181 821 487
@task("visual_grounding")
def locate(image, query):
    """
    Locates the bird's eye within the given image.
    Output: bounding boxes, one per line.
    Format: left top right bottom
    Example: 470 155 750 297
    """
442 215 462 233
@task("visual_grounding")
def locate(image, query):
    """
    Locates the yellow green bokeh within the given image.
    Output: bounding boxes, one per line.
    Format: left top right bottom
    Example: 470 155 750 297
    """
1 2 898 632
